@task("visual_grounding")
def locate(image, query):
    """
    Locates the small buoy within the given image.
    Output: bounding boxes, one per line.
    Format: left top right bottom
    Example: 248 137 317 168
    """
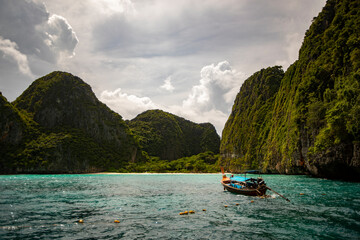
224 205 228 208
184 211 189 214
202 209 206 211
189 210 195 214
300 193 305 195
114 220 120 223
321 193 326 195
236 203 240 206
78 219 84 223
250 200 254 203
179 212 185 215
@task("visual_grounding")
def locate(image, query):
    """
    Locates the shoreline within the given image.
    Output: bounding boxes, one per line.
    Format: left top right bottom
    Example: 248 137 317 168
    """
89 172 222 175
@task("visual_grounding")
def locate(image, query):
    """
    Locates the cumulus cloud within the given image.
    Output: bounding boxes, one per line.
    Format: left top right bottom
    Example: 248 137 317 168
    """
168 61 245 133
45 14 79 58
160 76 175 92
0 37 33 77
100 88 158 119
0 0 78 65
183 61 244 113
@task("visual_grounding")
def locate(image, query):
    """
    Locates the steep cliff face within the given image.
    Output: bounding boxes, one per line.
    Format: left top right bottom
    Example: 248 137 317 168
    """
128 109 220 160
14 72 134 151
220 66 284 171
0 93 25 172
1 71 143 173
221 0 360 180
0 93 24 145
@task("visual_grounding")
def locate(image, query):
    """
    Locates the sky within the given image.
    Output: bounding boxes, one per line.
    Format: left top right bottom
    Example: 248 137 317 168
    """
0 0 326 135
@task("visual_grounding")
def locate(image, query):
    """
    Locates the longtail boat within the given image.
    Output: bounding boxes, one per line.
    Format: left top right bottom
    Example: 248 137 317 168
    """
221 170 267 196
220 168 290 201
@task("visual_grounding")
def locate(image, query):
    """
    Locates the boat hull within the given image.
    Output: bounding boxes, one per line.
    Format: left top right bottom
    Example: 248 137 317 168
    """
221 182 267 196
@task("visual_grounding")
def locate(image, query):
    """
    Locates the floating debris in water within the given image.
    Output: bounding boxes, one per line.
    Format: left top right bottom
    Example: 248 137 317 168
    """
236 203 240 206
179 211 189 215
250 200 254 203
300 193 305 195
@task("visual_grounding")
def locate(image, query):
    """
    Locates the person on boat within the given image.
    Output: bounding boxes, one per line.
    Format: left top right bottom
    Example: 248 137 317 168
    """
257 177 265 186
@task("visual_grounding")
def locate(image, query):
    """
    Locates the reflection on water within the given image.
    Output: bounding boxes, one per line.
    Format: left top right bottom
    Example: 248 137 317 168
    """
0 174 359 239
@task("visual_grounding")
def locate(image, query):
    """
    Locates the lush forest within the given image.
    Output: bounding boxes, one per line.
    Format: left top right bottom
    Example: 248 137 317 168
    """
124 151 219 173
220 0 360 180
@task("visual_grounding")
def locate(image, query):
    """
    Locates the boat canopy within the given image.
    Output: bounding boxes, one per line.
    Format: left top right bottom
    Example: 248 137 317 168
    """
244 170 260 174
230 176 249 182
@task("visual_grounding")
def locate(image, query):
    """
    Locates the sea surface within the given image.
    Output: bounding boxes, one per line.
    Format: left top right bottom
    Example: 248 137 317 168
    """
0 174 359 239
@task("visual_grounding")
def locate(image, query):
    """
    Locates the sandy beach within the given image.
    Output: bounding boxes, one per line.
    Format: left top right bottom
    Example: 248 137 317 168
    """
90 172 221 175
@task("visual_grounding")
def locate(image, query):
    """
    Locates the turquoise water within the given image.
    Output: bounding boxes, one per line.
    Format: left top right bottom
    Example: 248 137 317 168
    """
0 174 359 239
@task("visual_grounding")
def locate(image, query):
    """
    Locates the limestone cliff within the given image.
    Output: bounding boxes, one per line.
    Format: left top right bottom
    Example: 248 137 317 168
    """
0 71 143 173
220 0 360 181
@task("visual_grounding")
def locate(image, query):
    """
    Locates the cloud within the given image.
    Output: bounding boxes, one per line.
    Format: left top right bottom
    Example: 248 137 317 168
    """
183 61 244 113
160 76 175 92
172 61 245 134
91 0 248 58
90 0 326 62
275 32 303 69
90 0 136 16
0 0 78 65
99 88 158 119
0 37 33 77
45 14 79 58
0 0 79 100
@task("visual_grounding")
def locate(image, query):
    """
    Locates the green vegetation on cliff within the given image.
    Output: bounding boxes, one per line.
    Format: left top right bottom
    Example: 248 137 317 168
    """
220 0 360 180
1 72 144 173
127 109 220 160
220 66 284 171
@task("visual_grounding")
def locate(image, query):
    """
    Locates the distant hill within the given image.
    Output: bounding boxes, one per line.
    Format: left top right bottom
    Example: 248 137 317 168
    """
128 109 220 160
0 71 144 173
220 0 360 181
